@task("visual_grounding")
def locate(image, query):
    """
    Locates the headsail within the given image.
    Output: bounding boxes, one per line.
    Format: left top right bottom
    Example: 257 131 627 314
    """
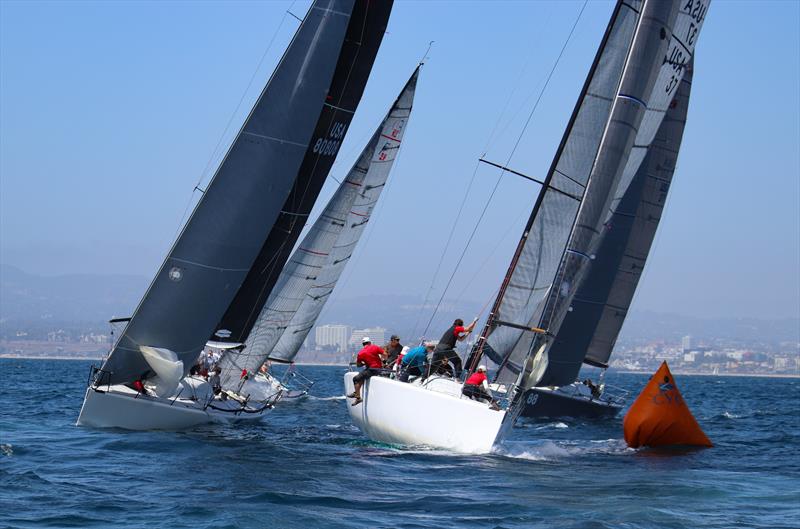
214 0 393 345
219 67 418 381
99 1 357 385
517 0 708 390
479 0 642 382
479 0 709 391
550 59 693 378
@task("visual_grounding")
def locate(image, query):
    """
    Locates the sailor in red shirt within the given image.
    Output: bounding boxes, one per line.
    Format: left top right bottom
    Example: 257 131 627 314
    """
347 337 386 406
461 365 495 405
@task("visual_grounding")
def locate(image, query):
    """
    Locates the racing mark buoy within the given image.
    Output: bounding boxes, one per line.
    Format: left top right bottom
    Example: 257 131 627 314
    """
623 361 712 448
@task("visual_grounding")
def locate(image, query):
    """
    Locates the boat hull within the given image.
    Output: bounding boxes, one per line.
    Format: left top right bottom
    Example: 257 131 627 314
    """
520 385 622 419
76 384 271 430
344 372 506 454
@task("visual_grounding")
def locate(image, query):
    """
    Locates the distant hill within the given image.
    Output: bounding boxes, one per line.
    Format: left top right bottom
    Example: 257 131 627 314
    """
0 264 147 324
1 264 797 348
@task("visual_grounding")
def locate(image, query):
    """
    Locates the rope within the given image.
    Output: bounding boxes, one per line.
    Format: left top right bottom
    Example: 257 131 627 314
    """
419 0 589 338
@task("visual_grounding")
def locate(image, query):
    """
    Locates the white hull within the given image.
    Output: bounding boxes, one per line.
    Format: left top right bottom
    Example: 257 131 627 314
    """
344 372 506 454
77 381 272 431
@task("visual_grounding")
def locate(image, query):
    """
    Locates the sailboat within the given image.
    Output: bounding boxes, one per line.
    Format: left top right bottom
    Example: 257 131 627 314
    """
514 59 695 419
77 0 393 430
345 0 709 453
215 67 419 400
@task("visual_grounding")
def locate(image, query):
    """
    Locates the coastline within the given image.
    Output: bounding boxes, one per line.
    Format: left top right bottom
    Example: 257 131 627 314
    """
1 355 796 378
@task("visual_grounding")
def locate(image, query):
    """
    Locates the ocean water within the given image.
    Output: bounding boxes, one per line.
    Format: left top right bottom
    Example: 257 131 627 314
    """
1 359 798 529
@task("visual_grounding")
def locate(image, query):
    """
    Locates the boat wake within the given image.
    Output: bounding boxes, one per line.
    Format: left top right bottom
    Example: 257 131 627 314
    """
496 439 631 461
309 395 346 401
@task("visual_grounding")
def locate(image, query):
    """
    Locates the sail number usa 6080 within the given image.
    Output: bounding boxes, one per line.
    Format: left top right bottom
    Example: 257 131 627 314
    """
313 121 348 157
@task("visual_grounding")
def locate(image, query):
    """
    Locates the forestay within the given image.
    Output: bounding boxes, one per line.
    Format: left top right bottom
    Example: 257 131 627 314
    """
99 0 356 385
220 67 418 381
520 0 708 390
551 60 693 376
214 0 393 346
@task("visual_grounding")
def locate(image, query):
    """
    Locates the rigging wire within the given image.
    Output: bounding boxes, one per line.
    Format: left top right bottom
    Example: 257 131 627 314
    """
419 0 590 338
408 4 555 340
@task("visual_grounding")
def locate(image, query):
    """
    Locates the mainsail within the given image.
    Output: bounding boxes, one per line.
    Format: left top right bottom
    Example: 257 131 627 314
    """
99 1 358 385
220 67 418 381
480 0 708 391
214 0 393 345
550 60 693 378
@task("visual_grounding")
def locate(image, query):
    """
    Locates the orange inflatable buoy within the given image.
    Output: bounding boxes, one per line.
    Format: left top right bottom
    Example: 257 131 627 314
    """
623 361 712 448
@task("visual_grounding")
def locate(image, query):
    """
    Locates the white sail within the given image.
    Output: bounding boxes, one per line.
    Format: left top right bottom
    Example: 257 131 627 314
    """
219 68 418 383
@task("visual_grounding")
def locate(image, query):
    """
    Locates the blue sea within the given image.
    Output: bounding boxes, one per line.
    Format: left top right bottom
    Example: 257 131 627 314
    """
1 359 798 529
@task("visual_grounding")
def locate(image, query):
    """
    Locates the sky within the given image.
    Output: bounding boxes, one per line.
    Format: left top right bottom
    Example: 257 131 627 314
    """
1 0 798 321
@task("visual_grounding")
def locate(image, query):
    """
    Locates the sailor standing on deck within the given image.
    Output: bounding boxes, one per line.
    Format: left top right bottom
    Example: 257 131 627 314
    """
429 318 476 379
348 337 386 406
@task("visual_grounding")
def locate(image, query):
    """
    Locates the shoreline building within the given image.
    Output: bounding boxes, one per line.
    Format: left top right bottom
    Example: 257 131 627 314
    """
315 324 352 354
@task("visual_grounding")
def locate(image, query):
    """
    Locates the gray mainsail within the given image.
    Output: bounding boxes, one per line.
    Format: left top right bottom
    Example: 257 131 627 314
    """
478 0 642 383
477 0 708 391
517 0 708 391
99 1 356 385
550 60 693 377
219 67 418 379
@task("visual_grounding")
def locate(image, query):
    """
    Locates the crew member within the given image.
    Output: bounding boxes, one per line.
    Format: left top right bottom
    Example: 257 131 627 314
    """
399 341 435 382
430 318 476 378
385 335 403 366
462 365 495 405
348 337 386 406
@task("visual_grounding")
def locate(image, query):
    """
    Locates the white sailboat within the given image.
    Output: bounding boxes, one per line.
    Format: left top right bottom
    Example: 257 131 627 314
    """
77 0 394 430
344 0 709 453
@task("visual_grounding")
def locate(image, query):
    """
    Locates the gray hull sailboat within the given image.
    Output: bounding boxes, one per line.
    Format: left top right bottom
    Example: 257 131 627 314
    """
77 0 392 430
464 0 708 423
216 67 420 400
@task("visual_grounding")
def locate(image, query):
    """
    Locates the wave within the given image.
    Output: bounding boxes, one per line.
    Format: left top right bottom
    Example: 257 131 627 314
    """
1 443 13 456
497 439 632 461
308 395 346 401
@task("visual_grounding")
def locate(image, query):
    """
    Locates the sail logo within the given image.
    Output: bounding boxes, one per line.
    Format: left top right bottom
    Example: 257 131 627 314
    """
652 383 683 406
313 121 348 157
168 266 183 282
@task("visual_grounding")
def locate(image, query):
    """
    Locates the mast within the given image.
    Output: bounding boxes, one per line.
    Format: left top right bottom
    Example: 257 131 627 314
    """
99 0 358 385
218 67 419 381
517 0 709 391
214 0 393 345
466 0 628 376
478 0 644 383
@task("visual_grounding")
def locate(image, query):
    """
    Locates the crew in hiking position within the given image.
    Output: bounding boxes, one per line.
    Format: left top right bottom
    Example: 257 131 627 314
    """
430 318 476 378
462 365 495 406
348 337 386 406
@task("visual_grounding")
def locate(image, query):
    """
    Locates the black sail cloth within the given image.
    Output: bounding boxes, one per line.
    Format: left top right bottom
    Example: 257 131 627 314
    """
215 0 393 345
100 1 363 385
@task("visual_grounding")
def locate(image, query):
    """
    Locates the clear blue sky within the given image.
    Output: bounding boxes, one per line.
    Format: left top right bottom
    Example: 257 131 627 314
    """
1 0 798 320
